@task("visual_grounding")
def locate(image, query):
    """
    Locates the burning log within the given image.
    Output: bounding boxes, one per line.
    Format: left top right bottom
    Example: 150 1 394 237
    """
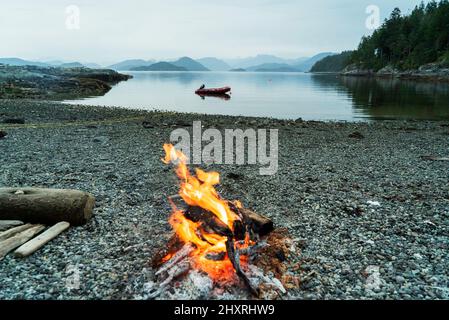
230 203 274 237
185 206 233 239
226 238 259 296
151 234 185 269
153 144 283 298
183 206 266 295
0 188 95 226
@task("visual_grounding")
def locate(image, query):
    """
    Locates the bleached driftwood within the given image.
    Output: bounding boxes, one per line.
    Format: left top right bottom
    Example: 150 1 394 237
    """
0 188 95 226
148 244 194 299
0 220 24 232
0 224 34 242
14 222 70 258
0 225 45 260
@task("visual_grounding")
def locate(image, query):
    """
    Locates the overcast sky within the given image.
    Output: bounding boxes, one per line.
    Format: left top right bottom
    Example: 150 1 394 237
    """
0 0 430 65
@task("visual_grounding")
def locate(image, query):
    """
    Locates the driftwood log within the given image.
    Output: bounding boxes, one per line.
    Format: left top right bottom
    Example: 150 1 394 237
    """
0 224 34 242
0 220 24 232
0 224 45 260
14 222 70 258
0 188 95 226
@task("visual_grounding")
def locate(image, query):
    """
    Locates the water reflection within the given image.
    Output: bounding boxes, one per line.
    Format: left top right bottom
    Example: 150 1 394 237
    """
67 71 449 121
130 71 201 85
196 93 231 101
311 75 449 120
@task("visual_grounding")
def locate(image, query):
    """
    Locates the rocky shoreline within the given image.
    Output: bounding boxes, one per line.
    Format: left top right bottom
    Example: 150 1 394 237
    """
0 100 448 300
0 65 132 100
342 63 449 82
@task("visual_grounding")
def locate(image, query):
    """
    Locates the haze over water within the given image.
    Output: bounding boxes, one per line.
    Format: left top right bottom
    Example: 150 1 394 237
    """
66 71 449 121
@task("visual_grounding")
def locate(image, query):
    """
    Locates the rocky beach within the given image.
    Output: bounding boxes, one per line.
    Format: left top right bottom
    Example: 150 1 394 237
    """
0 99 448 299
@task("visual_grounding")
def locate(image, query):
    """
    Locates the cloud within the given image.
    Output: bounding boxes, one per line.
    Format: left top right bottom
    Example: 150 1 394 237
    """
0 0 430 65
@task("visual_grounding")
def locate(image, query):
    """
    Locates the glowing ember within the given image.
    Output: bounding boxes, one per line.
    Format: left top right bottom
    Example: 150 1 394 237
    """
162 143 251 281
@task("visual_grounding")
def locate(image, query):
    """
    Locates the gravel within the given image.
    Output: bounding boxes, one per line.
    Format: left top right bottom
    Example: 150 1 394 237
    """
0 99 448 300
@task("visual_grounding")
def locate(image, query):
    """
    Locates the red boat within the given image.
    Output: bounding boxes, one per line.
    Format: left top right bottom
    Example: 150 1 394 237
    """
195 85 231 95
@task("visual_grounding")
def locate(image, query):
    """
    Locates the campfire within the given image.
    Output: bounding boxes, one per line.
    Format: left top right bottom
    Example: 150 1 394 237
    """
148 144 300 299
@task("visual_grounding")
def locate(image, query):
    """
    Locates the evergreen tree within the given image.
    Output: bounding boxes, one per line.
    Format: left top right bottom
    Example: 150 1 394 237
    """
349 0 449 70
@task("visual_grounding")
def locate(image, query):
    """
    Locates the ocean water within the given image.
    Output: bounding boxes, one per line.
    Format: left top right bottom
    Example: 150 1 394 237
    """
65 71 449 121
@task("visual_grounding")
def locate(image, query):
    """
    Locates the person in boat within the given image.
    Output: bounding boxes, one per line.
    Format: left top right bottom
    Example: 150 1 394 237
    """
199 84 205 90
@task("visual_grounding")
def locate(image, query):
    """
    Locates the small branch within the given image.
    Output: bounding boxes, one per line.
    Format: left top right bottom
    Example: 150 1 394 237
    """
14 222 70 258
421 156 449 161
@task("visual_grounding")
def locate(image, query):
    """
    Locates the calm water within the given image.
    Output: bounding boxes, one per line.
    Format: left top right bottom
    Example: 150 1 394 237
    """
66 71 449 121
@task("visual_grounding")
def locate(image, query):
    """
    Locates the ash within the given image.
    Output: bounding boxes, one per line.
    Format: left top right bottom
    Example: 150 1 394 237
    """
140 229 301 300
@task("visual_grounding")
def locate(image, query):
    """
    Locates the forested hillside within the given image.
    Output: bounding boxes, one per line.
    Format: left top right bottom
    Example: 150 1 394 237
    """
350 1 449 71
311 51 353 72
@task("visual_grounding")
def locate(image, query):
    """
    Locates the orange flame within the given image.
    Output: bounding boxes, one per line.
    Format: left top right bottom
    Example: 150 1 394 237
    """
163 144 239 227
162 144 246 280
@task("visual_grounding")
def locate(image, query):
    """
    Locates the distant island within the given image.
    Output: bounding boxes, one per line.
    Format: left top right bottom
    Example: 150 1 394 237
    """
108 59 156 71
0 53 342 74
131 62 187 72
107 53 335 72
246 63 299 72
172 57 209 71
130 57 208 72
196 57 231 71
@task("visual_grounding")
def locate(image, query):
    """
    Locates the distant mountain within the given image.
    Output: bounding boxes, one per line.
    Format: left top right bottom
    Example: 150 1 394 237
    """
59 62 85 68
224 54 329 71
43 60 101 69
45 60 65 66
108 59 155 71
84 62 102 69
0 58 49 67
310 51 353 72
196 57 231 71
285 57 309 65
247 63 299 72
225 55 287 69
131 62 187 71
230 68 246 72
294 52 336 72
172 57 209 71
